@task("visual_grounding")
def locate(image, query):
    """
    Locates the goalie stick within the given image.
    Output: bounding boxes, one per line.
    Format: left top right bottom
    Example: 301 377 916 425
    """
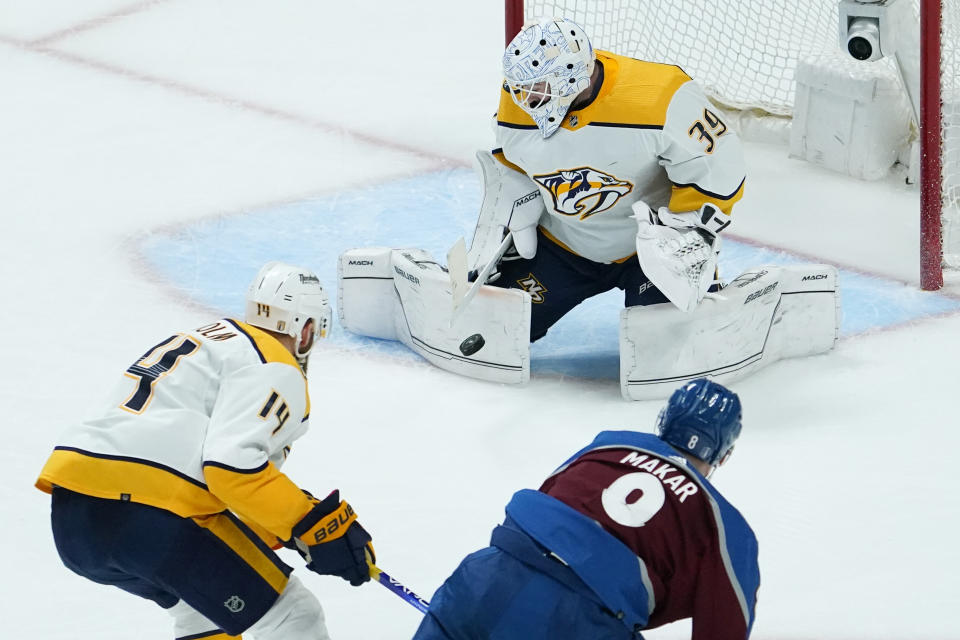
446 234 513 326
447 237 470 309
369 563 430 613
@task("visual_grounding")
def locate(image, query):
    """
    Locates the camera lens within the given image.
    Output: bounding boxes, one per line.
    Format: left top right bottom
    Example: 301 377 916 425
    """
847 36 873 61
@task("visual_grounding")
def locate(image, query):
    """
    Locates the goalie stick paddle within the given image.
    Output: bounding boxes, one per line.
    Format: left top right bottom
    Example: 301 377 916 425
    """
369 563 430 613
446 236 469 309
448 234 513 326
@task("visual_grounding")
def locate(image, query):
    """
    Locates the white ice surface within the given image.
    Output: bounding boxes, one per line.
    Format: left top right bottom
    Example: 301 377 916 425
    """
2 2 959 639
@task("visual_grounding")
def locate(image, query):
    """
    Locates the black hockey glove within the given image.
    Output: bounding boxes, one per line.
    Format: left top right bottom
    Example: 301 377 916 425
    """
289 490 375 586
482 241 525 285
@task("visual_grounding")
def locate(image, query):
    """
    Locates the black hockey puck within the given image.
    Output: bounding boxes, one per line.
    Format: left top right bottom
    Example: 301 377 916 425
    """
459 333 485 356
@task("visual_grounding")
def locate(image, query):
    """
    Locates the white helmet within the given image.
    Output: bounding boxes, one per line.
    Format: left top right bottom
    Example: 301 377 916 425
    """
503 18 595 138
245 261 332 366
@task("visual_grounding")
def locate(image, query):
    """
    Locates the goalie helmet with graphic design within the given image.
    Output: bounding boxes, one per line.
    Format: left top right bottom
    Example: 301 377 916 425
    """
657 378 742 467
503 17 595 138
245 261 332 365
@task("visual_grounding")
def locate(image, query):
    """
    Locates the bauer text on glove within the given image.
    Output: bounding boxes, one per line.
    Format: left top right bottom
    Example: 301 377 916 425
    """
289 490 375 586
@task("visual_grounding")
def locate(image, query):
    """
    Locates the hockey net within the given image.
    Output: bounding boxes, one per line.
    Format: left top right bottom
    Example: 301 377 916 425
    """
944 1 960 272
510 0 960 286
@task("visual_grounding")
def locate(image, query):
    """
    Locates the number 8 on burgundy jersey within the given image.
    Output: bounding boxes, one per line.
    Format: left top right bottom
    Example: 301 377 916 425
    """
540 431 759 639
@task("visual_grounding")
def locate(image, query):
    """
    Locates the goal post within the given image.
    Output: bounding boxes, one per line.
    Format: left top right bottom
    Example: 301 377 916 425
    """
504 0 959 291
921 0 944 289
505 0 523 51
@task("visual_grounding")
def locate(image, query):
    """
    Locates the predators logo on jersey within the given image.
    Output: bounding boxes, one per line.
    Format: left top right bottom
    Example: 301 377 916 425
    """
534 167 633 220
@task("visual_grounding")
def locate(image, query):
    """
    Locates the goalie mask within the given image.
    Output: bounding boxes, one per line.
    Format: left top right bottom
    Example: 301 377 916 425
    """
503 18 595 138
245 261 332 367
657 378 742 468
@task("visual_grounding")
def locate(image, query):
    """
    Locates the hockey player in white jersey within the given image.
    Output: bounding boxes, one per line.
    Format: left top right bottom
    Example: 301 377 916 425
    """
36 262 372 640
337 18 839 397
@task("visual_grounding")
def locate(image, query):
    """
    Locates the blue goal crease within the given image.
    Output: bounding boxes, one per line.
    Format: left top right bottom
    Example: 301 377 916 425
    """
137 169 960 381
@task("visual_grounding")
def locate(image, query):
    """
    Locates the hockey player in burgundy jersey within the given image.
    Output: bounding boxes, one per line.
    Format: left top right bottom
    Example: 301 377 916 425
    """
413 378 759 640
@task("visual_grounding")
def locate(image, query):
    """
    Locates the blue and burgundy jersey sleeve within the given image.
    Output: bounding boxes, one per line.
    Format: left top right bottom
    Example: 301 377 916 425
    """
538 431 759 639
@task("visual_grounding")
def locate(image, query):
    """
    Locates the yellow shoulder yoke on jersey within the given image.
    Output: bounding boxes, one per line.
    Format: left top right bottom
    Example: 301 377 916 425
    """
567 51 692 130
495 52 692 132
228 319 310 417
228 320 301 369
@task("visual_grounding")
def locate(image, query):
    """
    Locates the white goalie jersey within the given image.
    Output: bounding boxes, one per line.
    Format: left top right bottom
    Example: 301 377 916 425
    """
493 50 746 264
37 319 317 542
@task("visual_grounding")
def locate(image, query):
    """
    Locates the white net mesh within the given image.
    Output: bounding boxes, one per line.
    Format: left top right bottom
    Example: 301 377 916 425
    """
943 0 960 266
524 0 960 269
523 0 837 115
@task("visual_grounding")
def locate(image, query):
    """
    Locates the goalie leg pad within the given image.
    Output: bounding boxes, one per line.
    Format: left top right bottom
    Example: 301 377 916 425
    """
338 247 402 341
620 264 840 400
391 250 531 383
339 247 532 384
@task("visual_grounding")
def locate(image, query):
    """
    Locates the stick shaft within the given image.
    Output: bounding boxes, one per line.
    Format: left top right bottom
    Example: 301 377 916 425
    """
451 234 513 325
370 565 430 614
446 237 469 307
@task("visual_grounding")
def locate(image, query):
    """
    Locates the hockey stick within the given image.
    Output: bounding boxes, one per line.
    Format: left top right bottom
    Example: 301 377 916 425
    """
447 237 470 309
446 234 513 326
369 563 430 613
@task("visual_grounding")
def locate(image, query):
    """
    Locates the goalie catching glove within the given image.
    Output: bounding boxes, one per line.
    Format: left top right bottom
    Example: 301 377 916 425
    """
289 490 374 586
633 201 728 313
